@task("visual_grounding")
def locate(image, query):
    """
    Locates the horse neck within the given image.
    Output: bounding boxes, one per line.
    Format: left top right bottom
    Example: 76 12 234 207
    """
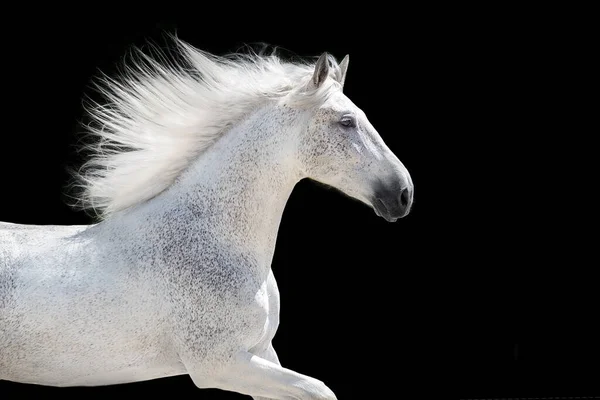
119 103 304 266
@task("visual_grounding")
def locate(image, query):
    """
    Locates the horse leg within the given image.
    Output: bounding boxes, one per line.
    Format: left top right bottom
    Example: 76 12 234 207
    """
251 342 281 400
186 350 337 399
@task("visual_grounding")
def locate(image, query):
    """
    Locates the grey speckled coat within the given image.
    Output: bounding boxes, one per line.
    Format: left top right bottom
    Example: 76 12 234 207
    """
0 52 413 399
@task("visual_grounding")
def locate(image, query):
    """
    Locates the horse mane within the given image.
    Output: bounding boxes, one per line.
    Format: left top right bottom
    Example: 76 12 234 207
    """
69 35 346 219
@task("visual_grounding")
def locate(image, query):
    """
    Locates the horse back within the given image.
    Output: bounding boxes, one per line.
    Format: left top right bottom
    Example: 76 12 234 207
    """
0 221 90 306
0 220 89 255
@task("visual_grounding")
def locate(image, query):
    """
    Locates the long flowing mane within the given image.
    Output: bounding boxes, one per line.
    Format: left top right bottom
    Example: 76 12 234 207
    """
70 36 346 219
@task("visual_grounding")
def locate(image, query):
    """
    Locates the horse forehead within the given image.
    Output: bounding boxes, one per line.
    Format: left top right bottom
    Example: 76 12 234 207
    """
318 92 359 115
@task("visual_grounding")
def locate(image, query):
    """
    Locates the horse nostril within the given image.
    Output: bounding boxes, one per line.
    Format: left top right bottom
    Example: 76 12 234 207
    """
400 188 409 208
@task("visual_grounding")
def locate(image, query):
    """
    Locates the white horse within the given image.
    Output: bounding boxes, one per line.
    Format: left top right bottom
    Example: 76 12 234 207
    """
0 38 413 399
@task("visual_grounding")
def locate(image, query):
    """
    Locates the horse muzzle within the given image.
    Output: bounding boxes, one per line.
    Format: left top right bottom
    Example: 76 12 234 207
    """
372 183 413 222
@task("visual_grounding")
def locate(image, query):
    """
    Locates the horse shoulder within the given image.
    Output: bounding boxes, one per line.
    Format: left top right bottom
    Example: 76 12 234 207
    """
164 239 274 358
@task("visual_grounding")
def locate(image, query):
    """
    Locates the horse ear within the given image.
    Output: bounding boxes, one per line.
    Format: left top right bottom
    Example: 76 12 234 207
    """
338 54 349 88
310 52 330 89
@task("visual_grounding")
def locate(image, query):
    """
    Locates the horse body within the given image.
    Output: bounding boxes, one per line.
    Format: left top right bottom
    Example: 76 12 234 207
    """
0 40 413 399
0 104 289 387
0 220 184 386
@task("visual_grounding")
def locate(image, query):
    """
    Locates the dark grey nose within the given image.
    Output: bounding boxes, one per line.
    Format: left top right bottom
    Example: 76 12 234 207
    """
372 185 413 222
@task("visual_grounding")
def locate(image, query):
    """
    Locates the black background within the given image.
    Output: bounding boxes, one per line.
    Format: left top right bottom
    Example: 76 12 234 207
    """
0 5 596 400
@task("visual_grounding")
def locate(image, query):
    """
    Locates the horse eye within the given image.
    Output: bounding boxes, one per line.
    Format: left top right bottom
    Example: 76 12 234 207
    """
339 117 356 128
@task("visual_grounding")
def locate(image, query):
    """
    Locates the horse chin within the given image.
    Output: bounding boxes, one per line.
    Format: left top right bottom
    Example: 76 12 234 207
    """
372 199 399 223
378 212 398 223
